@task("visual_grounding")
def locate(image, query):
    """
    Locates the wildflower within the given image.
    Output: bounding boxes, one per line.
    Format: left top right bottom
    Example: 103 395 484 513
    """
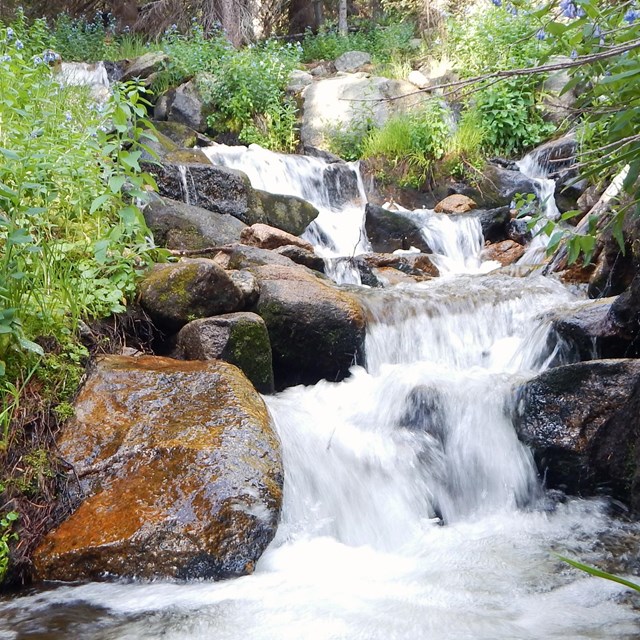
508 5 517 15
6 27 14 40
624 9 640 23
65 112 72 122
490 0 502 6
535 28 546 40
15 39 23 50
33 55 43 64
570 49 578 60
0 54 10 62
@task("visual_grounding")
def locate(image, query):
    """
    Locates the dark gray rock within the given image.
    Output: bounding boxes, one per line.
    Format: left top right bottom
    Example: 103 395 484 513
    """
144 198 246 250
250 190 319 236
274 245 325 272
365 204 431 254
515 359 640 507
323 162 363 208
507 218 532 245
225 244 300 270
457 165 537 209
122 51 168 82
176 313 274 393
167 79 208 132
473 206 510 243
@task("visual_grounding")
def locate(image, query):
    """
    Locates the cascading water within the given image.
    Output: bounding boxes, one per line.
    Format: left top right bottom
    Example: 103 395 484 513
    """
2 145 639 639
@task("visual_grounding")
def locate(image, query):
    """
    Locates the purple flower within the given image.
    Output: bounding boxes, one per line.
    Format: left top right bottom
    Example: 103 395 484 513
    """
490 0 502 6
624 9 640 23
560 0 578 19
6 27 14 40
15 39 23 50
570 49 578 59
535 28 546 40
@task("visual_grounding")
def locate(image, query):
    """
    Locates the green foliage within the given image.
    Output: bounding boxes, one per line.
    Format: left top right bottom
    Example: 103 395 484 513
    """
558 555 640 593
199 40 302 151
473 78 555 157
301 20 416 64
0 508 18 583
443 108 487 181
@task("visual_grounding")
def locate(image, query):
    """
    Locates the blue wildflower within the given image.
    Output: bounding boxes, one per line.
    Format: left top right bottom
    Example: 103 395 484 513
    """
570 49 578 60
65 112 72 122
535 28 546 40
0 54 10 62
490 0 501 6
560 0 578 19
6 27 14 40
624 9 640 23
33 55 43 64
15 39 23 50
508 4 517 15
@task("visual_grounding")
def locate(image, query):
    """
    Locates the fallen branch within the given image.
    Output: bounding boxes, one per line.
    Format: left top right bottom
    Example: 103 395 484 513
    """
167 245 238 257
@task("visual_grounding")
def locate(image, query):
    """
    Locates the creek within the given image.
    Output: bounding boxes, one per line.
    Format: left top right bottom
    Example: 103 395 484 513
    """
1 145 639 639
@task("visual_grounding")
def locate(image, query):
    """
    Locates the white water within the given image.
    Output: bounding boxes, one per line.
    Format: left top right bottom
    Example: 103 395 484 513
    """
2 146 639 638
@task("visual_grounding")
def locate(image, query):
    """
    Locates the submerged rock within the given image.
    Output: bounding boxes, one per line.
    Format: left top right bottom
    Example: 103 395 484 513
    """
515 359 640 509
33 356 282 582
139 259 244 331
481 240 524 267
253 265 366 387
176 313 274 393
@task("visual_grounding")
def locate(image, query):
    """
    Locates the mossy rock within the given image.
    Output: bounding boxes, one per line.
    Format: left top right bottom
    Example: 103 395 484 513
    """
250 190 319 236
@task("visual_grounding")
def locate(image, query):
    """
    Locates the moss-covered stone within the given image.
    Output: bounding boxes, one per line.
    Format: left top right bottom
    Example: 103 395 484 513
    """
250 190 319 236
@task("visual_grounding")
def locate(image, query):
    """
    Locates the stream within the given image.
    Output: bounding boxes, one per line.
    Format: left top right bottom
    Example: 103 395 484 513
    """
1 145 639 639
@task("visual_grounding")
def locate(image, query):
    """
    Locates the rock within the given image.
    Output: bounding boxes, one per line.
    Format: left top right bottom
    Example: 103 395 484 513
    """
250 190 319 236
302 145 344 164
144 162 254 222
228 270 260 309
434 194 477 214
541 56 578 124
408 70 429 89
309 60 335 77
373 267 420 286
334 51 372 73
514 359 640 508
548 298 636 360
274 245 325 272
577 186 600 214
287 69 313 93
240 223 314 252
323 163 364 208
609 273 640 348
138 259 244 331
481 240 525 266
167 79 208 132
153 121 200 149
457 164 537 209
143 198 246 250
365 204 431 253
301 75 434 150
225 244 299 270
253 265 365 387
474 206 510 243
122 52 168 82
507 218 532 245
176 313 274 393
33 356 282 582
154 91 173 121
361 252 438 278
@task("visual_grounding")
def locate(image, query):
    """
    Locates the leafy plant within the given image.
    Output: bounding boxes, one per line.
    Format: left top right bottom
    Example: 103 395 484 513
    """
558 555 640 593
0 508 18 582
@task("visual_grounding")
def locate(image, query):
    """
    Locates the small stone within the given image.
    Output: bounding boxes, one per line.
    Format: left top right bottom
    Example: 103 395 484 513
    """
481 240 524 266
240 223 314 251
334 51 372 73
434 194 477 214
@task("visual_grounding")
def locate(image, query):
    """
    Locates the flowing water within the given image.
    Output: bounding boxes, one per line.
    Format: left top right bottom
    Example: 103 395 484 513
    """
2 146 639 639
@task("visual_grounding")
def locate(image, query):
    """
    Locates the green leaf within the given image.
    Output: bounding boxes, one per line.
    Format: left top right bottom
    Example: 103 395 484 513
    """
18 337 44 356
90 194 111 214
0 148 19 161
108 175 127 194
557 555 640 593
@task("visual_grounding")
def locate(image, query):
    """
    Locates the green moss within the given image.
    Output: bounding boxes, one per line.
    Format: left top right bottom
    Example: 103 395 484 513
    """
226 320 274 394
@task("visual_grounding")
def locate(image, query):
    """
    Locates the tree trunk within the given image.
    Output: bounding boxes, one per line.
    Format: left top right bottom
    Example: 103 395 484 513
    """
338 0 348 36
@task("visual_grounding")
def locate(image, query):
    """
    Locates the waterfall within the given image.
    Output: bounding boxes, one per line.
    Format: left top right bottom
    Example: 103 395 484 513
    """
3 145 639 639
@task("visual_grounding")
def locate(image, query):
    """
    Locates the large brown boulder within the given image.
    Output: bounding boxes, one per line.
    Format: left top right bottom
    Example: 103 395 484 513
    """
240 223 314 252
514 359 640 509
253 265 366 387
33 356 283 582
138 259 244 331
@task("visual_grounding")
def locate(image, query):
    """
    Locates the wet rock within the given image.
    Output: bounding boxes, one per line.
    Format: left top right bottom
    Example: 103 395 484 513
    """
144 162 254 222
515 359 640 508
474 206 511 243
548 298 636 360
33 356 282 582
334 51 372 73
481 240 524 266
323 163 363 208
364 204 431 254
274 245 325 272
507 218 532 245
609 273 640 349
138 259 244 331
122 51 168 82
143 198 246 250
240 224 314 252
434 194 477 214
250 190 319 236
361 252 438 278
176 313 274 393
253 265 365 388
153 121 200 149
457 165 537 209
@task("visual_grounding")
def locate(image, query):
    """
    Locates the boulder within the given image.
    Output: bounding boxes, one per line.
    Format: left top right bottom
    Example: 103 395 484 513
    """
143 198 246 250
334 51 372 73
253 265 366 387
323 163 364 208
456 164 537 209
361 252 438 278
365 203 431 253
514 359 640 509
548 298 637 360
122 51 168 82
301 75 434 150
480 240 524 266
240 223 314 252
434 194 477 214
144 161 254 222
507 218 532 245
609 273 640 347
541 56 578 125
474 206 511 243
138 259 244 331
287 69 313 93
153 121 200 149
228 270 260 309
167 79 209 132
176 313 274 393
251 190 319 236
33 356 282 582
274 245 326 272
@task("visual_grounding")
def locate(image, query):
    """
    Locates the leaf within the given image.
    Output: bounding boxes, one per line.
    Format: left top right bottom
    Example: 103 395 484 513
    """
567 237 582 265
90 194 111 214
0 360 5 377
557 555 640 593
108 175 127 194
0 148 19 161
18 337 44 356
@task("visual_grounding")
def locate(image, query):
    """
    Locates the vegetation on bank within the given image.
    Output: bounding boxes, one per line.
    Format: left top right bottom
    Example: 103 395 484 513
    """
0 0 638 583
